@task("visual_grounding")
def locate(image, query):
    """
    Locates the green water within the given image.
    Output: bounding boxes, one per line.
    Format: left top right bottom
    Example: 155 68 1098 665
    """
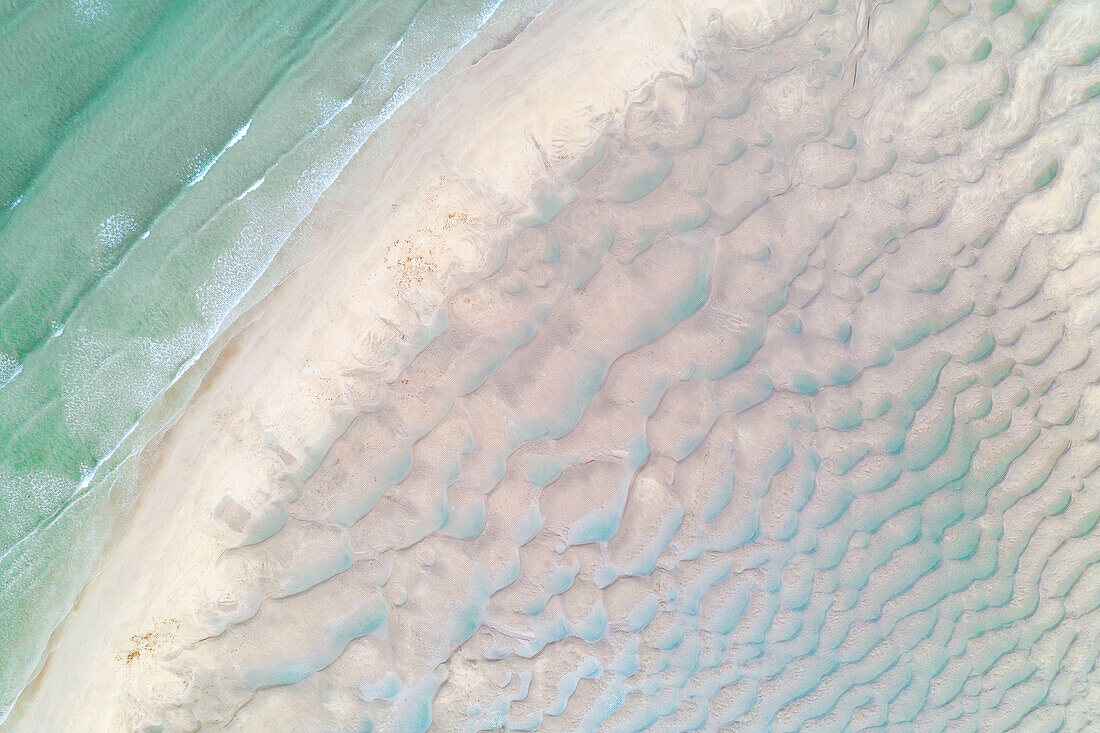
0 0 504 718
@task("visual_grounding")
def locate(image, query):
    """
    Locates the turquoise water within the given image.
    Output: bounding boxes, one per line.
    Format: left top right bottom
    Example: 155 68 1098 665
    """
0 0 505 717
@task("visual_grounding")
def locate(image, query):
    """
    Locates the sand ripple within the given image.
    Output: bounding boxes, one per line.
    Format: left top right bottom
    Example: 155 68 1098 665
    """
124 0 1100 730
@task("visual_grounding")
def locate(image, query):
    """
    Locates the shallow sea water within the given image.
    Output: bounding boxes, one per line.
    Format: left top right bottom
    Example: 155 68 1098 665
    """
92 0 1100 730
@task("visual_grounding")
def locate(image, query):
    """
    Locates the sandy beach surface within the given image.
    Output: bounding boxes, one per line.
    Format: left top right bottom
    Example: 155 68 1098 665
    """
7 0 1100 730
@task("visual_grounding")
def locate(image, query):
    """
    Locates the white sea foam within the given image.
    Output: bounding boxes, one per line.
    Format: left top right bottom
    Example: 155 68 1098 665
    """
185 121 251 188
72 0 108 24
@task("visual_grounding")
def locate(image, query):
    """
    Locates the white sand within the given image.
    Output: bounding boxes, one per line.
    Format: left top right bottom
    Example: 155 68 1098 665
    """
9 0 1100 730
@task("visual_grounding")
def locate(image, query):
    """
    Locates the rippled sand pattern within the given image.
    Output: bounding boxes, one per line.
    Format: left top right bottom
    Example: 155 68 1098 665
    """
138 0 1100 730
